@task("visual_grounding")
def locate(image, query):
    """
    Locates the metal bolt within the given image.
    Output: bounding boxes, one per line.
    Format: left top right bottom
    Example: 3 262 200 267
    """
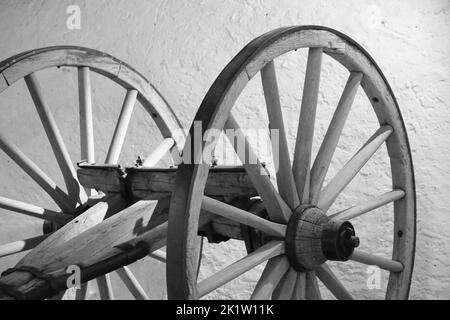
345 235 360 248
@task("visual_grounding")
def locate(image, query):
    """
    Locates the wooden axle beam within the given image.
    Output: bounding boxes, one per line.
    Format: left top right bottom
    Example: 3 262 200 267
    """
0 196 253 299
0 165 261 299
76 163 258 200
0 182 261 299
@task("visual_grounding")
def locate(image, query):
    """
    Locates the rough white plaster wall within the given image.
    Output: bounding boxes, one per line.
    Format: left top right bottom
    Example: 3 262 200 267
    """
0 0 449 299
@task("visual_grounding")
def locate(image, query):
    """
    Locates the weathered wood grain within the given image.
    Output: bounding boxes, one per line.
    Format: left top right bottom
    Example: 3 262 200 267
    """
293 47 322 203
77 164 259 199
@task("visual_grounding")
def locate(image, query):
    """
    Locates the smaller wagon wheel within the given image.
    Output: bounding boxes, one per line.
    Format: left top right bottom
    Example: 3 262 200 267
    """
167 26 416 300
0 46 183 299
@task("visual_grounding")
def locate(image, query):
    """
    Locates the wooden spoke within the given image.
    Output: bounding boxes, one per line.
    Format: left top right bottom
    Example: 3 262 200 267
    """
309 72 363 204
78 67 96 197
148 249 166 263
291 272 307 300
105 89 138 164
293 47 323 203
96 274 114 300
78 67 95 164
272 267 298 300
315 263 354 300
197 241 285 298
350 250 403 272
261 61 299 209
224 115 291 223
116 266 149 300
75 282 89 300
202 196 286 238
25 73 87 204
330 189 405 220
305 271 322 300
143 137 175 167
0 196 72 224
0 133 75 212
318 126 393 212
0 234 50 258
250 255 290 300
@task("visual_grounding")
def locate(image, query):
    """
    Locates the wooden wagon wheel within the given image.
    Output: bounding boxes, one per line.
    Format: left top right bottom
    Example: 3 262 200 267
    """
0 46 183 299
167 26 416 300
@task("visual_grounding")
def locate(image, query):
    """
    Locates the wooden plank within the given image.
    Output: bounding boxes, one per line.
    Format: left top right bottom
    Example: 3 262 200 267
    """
17 194 127 268
225 115 291 223
309 72 363 204
20 198 156 272
116 266 149 300
77 164 258 199
0 202 216 300
0 200 163 299
293 47 322 203
25 73 87 204
0 196 72 224
143 137 175 167
318 126 393 212
0 132 76 212
261 61 299 209
0 195 132 299
0 203 218 300
197 241 285 298
250 256 290 300
130 166 259 199
1 199 212 297
105 90 138 164
314 263 353 300
350 250 404 272
330 189 405 220
202 196 286 238
77 163 125 193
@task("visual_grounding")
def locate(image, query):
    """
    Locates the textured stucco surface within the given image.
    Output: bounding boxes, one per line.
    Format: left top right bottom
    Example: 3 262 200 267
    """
0 0 449 299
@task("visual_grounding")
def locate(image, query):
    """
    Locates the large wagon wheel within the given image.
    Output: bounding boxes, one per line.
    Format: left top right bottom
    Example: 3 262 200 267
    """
0 46 183 299
167 26 416 300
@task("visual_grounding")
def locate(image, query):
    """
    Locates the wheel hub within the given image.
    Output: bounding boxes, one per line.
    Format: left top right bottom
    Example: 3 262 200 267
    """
285 205 360 271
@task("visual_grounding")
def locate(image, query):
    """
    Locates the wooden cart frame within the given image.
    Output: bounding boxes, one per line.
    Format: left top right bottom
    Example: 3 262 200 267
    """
0 26 415 300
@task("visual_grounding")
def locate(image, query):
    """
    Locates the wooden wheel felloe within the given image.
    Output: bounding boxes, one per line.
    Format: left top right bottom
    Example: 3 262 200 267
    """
0 46 183 299
166 26 416 300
